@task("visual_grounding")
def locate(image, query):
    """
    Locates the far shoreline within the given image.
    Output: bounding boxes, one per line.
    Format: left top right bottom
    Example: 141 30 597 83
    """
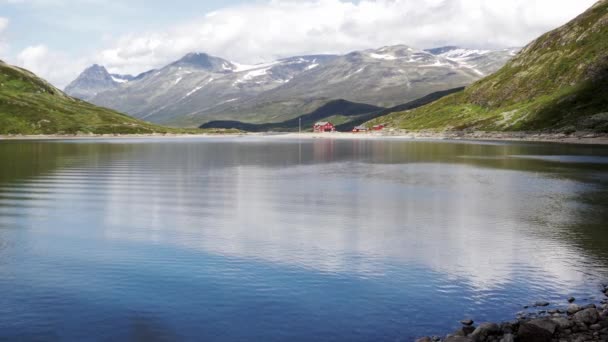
1 130 608 145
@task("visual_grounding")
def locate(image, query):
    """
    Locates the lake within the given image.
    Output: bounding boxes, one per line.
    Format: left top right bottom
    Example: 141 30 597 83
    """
1 136 607 341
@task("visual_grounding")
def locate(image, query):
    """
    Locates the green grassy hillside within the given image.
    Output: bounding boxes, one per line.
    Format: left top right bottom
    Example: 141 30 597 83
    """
0 60 199 135
369 0 608 132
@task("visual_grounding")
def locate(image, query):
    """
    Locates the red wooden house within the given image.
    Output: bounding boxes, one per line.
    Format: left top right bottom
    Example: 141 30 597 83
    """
372 124 385 131
313 121 336 132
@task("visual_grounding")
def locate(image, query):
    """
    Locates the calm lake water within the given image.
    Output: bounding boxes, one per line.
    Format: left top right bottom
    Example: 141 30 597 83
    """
1 137 608 341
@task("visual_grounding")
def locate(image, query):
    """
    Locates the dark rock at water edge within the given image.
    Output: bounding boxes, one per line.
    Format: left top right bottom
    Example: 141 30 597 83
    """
460 319 474 326
534 301 550 307
414 290 608 342
518 322 552 342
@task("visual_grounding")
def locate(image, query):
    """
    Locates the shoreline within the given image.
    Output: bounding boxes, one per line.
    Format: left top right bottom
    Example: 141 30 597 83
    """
417 286 608 342
269 131 608 145
1 131 608 145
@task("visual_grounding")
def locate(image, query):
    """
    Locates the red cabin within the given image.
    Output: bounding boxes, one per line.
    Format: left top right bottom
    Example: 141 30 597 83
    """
372 124 385 131
313 121 336 133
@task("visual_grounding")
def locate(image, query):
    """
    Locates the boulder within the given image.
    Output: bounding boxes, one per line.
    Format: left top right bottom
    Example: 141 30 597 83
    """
551 317 574 330
527 318 558 335
567 304 582 315
573 308 599 325
590 323 602 330
534 301 550 307
415 337 432 342
518 322 553 342
499 333 514 342
462 326 476 336
460 319 474 326
444 337 473 342
499 321 517 334
470 323 500 341
568 297 576 303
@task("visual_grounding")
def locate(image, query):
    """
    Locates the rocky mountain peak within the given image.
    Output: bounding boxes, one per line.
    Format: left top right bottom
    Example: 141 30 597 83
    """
64 64 130 100
171 52 236 73
80 64 113 80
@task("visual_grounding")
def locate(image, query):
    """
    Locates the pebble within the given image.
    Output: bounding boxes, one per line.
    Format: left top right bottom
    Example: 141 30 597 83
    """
534 301 550 307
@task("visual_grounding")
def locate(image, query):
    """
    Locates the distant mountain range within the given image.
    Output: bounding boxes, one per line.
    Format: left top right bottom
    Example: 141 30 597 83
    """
368 0 608 133
65 45 518 127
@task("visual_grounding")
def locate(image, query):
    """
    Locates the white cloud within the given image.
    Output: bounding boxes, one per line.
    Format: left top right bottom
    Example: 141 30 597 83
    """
7 0 600 87
16 44 88 87
95 0 597 76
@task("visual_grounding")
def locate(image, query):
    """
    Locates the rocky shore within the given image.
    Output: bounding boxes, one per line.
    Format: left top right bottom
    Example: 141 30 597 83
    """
267 130 608 145
379 130 608 145
416 285 608 342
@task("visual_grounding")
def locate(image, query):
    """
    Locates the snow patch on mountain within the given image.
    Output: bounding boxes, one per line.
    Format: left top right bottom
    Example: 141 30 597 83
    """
305 63 319 70
369 53 404 60
111 76 129 83
183 78 215 99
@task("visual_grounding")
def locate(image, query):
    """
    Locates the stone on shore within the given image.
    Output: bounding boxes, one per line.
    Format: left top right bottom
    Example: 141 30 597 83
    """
573 308 599 325
415 337 432 342
452 326 476 336
460 319 474 326
518 322 552 342
470 322 500 341
499 333 514 342
527 318 558 335
444 336 473 342
534 301 550 307
568 296 576 303
567 304 582 315
551 317 574 330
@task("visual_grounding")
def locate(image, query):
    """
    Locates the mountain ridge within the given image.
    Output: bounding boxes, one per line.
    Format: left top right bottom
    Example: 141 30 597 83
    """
369 0 608 132
66 45 517 127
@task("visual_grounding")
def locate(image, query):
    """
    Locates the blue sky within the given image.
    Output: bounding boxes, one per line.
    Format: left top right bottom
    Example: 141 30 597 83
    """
0 0 597 87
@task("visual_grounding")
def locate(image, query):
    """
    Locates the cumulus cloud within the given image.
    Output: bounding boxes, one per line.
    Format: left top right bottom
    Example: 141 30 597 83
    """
7 0 599 86
95 0 597 77
16 44 88 86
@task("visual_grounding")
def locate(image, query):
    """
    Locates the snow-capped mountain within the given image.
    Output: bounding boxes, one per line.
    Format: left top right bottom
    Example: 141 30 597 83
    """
64 64 135 100
87 53 338 124
241 45 480 113
425 46 520 76
67 45 519 126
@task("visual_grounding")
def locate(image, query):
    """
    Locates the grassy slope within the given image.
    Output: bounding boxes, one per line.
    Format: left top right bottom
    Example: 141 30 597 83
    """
369 0 608 132
0 61 223 135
